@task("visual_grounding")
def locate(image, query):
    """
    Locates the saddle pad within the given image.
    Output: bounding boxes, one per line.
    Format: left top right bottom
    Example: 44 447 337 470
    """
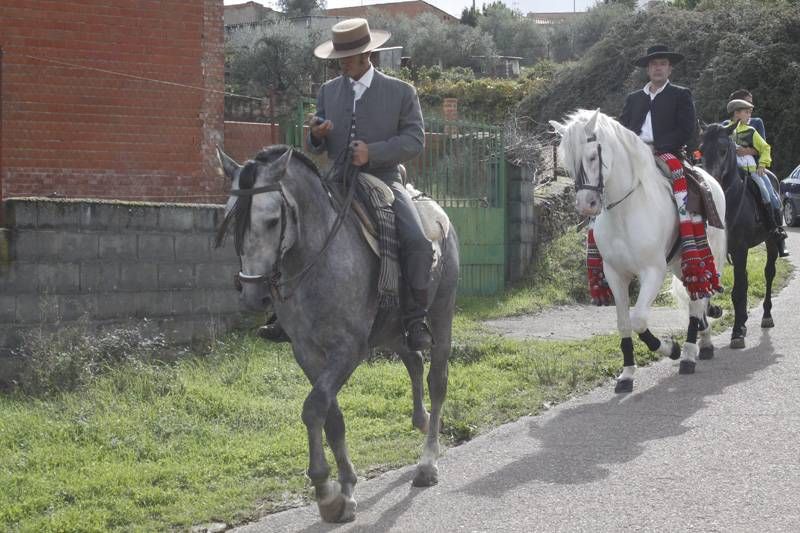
656 157 723 229
684 164 725 229
405 183 451 242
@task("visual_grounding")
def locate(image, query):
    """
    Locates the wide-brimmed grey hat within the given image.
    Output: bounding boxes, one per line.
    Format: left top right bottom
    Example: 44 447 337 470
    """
727 99 754 113
633 45 685 67
313 18 391 60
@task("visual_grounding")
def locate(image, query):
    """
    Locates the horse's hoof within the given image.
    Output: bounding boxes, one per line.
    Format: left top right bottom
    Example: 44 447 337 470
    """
679 360 696 374
412 464 439 487
614 379 633 393
707 304 723 319
730 336 745 349
317 481 357 523
761 317 775 328
669 341 681 360
699 345 714 360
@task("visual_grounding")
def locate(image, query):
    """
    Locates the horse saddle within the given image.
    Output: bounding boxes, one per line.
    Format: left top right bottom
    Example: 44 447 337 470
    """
654 157 724 229
352 173 451 269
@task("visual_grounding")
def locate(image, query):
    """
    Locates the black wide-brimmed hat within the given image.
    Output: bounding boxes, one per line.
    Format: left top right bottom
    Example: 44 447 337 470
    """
633 45 684 68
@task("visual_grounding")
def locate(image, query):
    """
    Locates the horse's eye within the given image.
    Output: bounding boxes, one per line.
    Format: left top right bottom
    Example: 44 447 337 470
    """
266 219 279 229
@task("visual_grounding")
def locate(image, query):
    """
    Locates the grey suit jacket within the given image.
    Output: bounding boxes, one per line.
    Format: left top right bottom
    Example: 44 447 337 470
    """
306 69 424 182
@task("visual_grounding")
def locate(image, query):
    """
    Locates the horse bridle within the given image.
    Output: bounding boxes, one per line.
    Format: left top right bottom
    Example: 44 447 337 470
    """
232 147 359 302
230 181 290 295
573 134 637 211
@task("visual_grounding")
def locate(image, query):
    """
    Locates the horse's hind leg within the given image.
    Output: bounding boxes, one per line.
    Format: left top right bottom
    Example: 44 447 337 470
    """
412 293 454 487
399 349 430 432
679 300 707 374
698 315 714 360
761 238 779 328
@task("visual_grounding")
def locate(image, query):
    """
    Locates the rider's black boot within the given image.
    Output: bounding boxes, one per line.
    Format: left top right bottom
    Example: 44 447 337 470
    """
404 288 433 351
775 227 790 258
770 206 790 258
257 313 290 342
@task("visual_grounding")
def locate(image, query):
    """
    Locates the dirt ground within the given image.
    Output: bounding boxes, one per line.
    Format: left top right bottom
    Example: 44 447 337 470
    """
483 304 688 341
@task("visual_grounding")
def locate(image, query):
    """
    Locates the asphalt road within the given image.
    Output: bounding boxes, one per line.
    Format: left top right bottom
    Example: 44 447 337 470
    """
235 228 800 533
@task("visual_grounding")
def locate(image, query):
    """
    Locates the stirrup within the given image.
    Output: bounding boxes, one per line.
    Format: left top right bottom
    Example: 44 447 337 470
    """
257 323 290 343
406 319 433 351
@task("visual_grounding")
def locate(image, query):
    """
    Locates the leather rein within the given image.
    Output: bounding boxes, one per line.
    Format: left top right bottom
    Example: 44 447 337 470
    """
233 148 359 302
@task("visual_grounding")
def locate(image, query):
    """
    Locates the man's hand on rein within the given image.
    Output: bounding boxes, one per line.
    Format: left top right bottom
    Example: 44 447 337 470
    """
351 140 369 166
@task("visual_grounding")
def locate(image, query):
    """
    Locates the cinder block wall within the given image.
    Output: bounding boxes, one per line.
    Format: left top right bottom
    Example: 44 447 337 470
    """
0 198 255 357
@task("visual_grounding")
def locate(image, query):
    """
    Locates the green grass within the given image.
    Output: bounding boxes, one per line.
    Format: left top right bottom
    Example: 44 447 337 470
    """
0 232 793 532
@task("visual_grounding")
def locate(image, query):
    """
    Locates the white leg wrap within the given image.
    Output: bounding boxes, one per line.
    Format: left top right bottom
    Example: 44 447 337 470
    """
698 327 713 349
681 342 699 362
617 365 636 381
657 338 674 357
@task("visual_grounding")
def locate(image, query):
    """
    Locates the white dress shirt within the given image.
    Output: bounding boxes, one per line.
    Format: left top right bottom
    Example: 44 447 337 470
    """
639 80 670 144
350 65 374 112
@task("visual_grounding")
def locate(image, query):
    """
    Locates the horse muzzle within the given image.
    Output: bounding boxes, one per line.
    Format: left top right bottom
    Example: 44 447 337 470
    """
575 190 601 217
238 272 271 311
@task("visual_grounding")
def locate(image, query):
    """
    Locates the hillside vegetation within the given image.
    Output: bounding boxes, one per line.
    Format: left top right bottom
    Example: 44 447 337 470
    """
519 0 800 176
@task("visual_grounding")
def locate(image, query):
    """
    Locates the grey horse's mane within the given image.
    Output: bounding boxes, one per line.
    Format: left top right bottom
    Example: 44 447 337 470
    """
214 145 321 253
254 144 321 175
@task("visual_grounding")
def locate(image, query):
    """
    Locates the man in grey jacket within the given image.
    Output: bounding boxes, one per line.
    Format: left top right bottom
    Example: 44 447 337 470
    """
305 18 433 350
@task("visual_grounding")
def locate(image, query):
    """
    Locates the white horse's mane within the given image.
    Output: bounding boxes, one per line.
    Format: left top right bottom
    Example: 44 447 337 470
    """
558 109 669 206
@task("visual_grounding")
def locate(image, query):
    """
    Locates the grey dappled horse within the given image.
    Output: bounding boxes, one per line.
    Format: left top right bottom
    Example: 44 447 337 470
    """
216 145 459 523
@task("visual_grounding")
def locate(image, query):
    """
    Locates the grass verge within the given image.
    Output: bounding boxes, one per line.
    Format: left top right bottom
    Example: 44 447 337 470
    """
0 232 793 532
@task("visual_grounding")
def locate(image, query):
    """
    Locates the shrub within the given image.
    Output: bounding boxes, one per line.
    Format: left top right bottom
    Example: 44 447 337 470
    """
14 318 170 396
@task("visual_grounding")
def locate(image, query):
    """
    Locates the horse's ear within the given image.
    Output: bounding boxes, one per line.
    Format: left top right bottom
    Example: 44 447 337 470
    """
216 146 241 180
584 109 600 137
273 147 294 178
549 120 566 137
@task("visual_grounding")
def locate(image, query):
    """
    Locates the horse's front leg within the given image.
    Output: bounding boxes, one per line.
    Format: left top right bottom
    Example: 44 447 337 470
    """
302 349 362 523
730 246 750 349
761 237 779 328
632 267 681 363
324 398 358 501
604 268 635 393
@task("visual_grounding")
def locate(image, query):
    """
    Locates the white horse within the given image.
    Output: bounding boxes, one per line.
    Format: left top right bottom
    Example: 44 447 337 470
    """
549 109 727 393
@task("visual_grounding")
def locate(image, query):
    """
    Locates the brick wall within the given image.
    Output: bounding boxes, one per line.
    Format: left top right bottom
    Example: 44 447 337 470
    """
0 198 255 363
0 1 225 203
223 121 281 164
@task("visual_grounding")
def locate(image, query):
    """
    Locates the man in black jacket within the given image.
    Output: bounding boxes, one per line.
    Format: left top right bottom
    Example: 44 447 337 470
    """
620 45 696 156
587 45 721 304
624 45 721 298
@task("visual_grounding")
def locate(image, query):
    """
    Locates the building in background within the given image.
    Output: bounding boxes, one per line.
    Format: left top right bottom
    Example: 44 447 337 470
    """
326 0 457 23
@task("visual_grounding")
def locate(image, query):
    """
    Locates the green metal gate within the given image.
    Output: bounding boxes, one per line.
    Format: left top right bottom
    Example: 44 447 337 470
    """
411 118 506 296
288 101 507 296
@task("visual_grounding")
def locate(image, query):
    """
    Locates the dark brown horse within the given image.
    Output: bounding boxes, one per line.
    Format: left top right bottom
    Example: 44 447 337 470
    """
701 124 780 348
